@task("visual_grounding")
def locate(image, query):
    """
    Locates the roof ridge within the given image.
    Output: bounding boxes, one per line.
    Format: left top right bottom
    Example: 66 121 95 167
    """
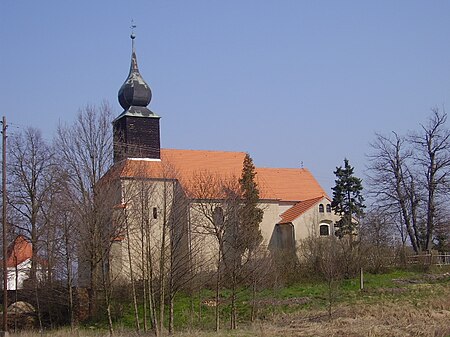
302 195 327 202
162 148 247 155
256 167 311 172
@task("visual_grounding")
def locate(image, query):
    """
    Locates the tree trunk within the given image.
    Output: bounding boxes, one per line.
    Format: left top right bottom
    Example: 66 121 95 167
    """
141 211 148 332
230 269 237 330
168 293 174 335
159 180 168 335
146 224 159 337
125 209 140 333
65 230 74 329
251 277 256 322
35 281 43 331
88 248 98 318
425 187 435 251
215 254 221 332
168 237 175 335
101 258 114 337
198 288 202 326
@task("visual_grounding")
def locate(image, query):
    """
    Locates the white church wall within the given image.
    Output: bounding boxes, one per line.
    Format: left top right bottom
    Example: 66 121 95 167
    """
259 201 283 246
109 178 190 283
291 197 340 242
107 177 338 282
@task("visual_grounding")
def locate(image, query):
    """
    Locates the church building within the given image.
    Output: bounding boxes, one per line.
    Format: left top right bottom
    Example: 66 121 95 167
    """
100 34 340 280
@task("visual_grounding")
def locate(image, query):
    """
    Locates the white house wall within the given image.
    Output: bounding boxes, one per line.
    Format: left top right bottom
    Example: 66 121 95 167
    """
5 259 45 290
7 259 31 290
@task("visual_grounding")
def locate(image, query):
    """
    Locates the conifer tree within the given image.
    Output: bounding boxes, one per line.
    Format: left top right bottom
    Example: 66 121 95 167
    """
238 153 263 253
331 159 365 238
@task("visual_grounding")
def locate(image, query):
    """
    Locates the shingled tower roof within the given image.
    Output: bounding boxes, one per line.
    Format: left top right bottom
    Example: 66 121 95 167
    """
116 31 156 118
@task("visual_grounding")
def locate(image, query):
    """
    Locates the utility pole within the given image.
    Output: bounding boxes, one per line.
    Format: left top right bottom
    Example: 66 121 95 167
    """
1 116 8 336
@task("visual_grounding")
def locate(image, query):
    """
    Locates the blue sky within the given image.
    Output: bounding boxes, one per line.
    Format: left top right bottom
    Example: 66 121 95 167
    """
1 1 450 194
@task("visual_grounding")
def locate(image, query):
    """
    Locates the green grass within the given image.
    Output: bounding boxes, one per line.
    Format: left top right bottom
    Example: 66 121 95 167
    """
10 267 449 336
105 266 450 332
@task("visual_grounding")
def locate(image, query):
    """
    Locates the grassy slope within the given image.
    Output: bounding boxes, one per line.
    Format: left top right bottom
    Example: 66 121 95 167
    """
10 267 450 337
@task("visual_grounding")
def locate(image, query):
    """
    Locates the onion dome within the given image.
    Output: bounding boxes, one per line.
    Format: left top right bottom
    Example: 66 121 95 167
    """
118 34 152 110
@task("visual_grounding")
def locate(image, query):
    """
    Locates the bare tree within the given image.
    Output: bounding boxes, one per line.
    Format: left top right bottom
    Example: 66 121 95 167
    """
433 214 450 254
59 199 77 329
359 209 396 272
367 132 421 253
190 169 264 330
55 102 113 318
367 109 450 254
8 126 88 328
7 127 80 328
107 158 193 336
409 109 450 251
221 185 242 330
319 237 342 319
39 165 75 327
155 164 192 336
8 127 55 281
190 172 239 331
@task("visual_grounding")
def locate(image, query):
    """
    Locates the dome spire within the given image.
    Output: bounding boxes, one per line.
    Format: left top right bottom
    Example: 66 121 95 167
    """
118 22 152 111
113 22 161 163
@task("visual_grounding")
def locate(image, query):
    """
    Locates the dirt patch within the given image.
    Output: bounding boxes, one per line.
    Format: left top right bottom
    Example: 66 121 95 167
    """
255 297 311 307
393 272 450 285
364 287 409 295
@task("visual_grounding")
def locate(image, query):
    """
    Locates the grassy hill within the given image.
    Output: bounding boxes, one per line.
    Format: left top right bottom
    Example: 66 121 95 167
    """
8 267 450 337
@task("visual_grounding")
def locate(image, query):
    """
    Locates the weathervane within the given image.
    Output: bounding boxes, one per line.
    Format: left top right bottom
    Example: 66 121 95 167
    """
130 20 137 52
130 19 137 39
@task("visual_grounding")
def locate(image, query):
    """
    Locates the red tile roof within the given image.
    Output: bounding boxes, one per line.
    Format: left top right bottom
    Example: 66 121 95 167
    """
6 235 32 268
279 196 330 224
102 149 327 202
257 168 326 201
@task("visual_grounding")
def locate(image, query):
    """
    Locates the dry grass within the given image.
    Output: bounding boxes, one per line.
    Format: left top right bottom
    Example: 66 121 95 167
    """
263 301 450 337
10 298 450 337
9 274 450 337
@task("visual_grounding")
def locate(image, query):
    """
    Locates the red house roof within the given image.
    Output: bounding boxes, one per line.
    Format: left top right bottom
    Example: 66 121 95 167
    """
6 235 32 268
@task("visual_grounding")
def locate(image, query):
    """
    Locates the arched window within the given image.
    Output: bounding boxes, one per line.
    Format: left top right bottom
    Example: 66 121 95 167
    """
319 224 329 236
326 204 331 213
319 204 324 213
275 223 295 250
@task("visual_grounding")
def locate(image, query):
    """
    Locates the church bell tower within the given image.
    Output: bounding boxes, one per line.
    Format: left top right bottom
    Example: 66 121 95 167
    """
113 31 161 162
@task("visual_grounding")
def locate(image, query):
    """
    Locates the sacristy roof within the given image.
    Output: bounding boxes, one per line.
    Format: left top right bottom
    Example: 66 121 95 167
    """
279 196 330 224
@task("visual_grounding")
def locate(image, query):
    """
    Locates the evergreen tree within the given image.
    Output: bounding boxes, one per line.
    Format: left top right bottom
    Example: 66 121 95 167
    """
331 159 365 238
238 153 264 253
